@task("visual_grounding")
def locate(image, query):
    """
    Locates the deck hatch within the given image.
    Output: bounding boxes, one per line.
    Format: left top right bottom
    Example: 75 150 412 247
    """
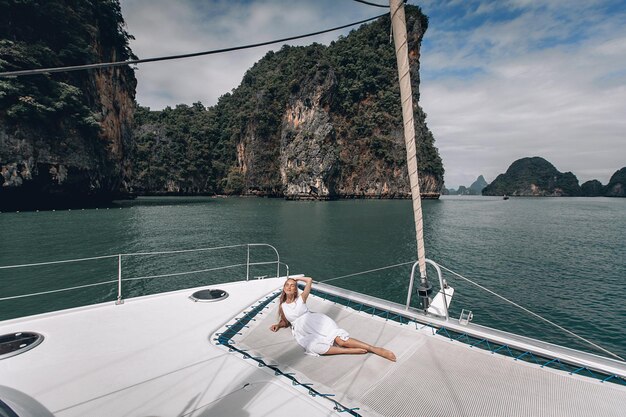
190 288 229 302
0 332 44 359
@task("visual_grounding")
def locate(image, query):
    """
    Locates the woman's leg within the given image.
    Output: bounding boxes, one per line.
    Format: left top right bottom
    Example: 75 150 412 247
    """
324 346 367 355
335 337 396 361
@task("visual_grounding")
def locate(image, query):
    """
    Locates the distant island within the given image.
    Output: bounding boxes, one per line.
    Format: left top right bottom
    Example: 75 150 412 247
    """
444 158 625 198
481 157 625 197
444 175 488 195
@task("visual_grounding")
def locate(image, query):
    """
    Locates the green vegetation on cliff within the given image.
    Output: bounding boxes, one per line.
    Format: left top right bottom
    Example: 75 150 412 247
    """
0 0 137 210
580 180 604 197
605 167 626 197
482 157 581 196
446 175 487 195
131 6 443 198
482 158 625 198
0 0 134 132
1 3 443 206
133 103 235 194
132 44 332 195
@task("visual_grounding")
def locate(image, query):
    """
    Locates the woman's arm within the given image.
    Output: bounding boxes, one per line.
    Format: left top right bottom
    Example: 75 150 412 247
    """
297 276 313 302
270 306 290 332
270 317 290 332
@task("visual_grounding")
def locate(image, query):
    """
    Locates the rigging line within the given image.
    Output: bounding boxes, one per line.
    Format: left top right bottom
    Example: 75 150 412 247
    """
437 263 625 361
350 0 389 8
350 0 408 8
0 13 388 78
319 261 415 284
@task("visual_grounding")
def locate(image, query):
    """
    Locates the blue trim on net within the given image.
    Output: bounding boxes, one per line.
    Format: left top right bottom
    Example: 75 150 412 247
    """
307 287 625 387
215 291 362 416
217 285 625 415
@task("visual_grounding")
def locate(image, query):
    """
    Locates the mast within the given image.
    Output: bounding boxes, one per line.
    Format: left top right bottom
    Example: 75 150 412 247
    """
389 0 431 308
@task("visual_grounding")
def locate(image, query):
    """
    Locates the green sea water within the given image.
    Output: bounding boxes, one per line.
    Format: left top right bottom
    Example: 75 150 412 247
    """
1 196 625 359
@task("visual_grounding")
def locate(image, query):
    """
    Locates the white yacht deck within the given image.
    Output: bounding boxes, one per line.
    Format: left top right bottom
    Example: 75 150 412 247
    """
1 277 625 417
0 278 334 417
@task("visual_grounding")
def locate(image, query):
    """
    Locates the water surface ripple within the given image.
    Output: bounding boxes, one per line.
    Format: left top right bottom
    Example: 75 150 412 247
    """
1 196 624 359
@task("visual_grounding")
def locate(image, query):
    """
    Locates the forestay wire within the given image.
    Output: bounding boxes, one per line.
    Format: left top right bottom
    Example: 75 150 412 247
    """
435 264 625 361
319 260 625 361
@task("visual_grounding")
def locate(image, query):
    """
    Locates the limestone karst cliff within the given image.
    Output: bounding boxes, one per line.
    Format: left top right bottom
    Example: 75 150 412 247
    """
0 0 136 210
482 158 625 197
580 180 604 197
1 3 443 208
482 157 581 196
604 167 626 197
132 6 444 199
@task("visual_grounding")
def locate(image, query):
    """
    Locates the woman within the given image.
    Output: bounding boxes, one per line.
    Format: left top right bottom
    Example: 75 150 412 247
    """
270 276 396 361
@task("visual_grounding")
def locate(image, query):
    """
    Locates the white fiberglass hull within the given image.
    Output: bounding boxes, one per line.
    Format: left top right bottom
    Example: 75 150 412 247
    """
1 277 625 417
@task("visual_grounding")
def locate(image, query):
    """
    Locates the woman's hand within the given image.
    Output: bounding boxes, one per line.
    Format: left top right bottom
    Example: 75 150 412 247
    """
270 324 280 332
299 276 313 302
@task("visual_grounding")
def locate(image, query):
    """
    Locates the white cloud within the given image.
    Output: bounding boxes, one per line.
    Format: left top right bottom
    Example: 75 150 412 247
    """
419 0 626 187
121 0 373 108
120 0 626 189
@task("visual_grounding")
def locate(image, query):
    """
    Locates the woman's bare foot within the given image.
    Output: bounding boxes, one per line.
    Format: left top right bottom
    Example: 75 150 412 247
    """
371 346 397 362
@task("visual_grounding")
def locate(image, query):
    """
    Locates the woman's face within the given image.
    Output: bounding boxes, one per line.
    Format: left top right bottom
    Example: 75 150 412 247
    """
283 279 297 296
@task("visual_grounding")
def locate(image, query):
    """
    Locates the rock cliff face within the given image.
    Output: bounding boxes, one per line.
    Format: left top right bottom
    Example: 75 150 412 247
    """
240 8 442 199
482 157 581 196
280 69 338 199
482 158 625 198
0 0 136 210
131 6 444 199
580 180 604 197
443 175 487 195
469 175 488 193
605 167 626 197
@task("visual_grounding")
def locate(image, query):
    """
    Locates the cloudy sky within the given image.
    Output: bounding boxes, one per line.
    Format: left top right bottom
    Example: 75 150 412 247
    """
120 0 626 188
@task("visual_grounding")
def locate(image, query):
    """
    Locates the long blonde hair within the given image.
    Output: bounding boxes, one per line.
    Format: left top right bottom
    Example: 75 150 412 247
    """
278 278 298 326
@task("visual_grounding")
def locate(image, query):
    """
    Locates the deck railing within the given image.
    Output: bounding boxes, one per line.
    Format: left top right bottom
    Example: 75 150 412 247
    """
405 258 449 317
0 243 288 305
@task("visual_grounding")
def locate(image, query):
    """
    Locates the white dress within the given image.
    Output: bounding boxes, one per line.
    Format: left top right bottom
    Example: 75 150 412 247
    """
281 294 350 356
